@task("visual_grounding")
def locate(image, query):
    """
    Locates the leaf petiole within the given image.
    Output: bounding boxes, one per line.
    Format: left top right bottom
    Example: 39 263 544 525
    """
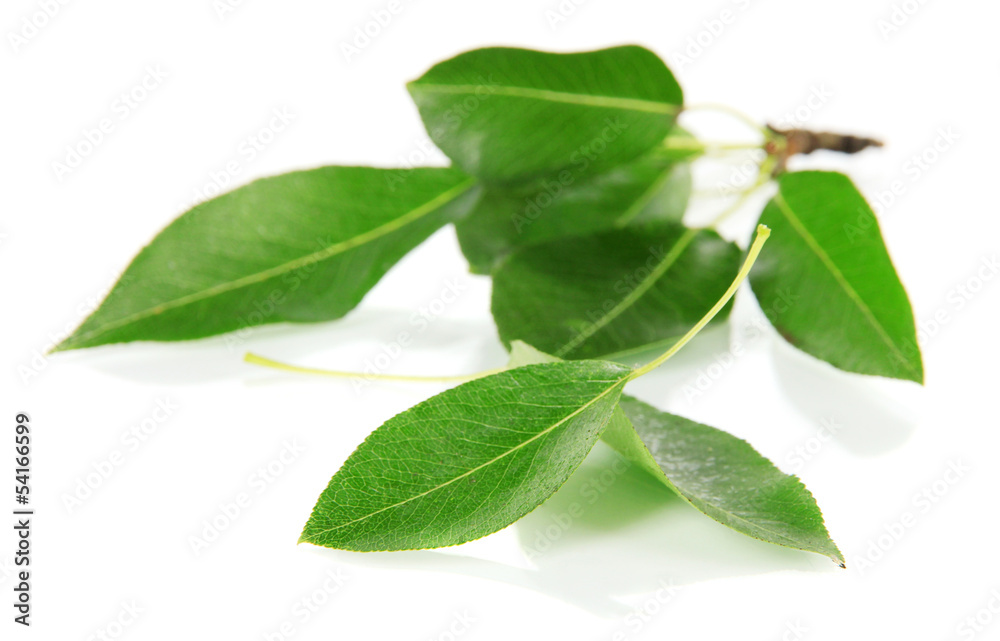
662 137 767 154
244 352 504 383
628 224 770 380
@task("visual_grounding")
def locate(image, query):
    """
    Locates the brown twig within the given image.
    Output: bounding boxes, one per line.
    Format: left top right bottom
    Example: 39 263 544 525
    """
765 125 883 174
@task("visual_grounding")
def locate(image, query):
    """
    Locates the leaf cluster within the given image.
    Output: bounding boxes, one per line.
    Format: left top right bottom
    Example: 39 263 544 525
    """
58 46 925 565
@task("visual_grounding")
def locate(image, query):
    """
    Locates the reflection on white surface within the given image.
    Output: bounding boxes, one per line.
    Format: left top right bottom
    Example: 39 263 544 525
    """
770 338 918 457
308 445 830 617
57 307 896 619
57 309 506 387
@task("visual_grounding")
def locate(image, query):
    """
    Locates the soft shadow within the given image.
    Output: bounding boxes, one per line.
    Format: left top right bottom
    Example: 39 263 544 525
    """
54 306 734 394
305 445 829 617
52 309 505 386
771 339 917 457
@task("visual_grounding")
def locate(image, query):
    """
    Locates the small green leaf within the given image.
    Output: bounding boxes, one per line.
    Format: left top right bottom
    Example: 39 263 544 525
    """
749 171 923 382
455 148 692 274
491 223 741 361
299 360 632 551
56 167 478 351
603 395 845 566
408 46 683 184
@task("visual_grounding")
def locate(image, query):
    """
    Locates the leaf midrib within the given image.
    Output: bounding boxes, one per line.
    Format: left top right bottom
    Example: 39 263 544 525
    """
410 82 680 115
772 191 917 377
59 178 477 349
555 227 699 358
681 485 836 556
302 372 627 542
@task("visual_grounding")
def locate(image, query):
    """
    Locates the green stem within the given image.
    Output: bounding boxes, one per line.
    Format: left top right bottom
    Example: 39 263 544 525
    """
244 352 504 383
663 137 766 154
628 224 771 380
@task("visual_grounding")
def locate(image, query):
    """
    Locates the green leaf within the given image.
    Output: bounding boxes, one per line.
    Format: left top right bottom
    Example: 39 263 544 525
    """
749 171 923 382
455 148 693 274
407 46 683 185
299 360 633 551
491 223 741 361
55 167 479 351
602 395 845 566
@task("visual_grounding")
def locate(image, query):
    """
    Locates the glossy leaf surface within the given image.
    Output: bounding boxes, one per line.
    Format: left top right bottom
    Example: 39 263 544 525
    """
456 149 692 274
749 171 922 382
491 223 741 360
408 46 683 184
603 395 845 565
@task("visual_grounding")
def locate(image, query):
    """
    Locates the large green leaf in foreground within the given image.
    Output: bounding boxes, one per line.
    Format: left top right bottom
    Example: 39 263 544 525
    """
603 396 845 566
750 171 922 382
408 46 683 184
56 167 478 351
456 148 692 274
300 360 632 551
491 223 741 361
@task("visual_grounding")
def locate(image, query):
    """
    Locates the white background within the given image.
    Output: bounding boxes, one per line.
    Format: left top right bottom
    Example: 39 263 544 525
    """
2 0 999 639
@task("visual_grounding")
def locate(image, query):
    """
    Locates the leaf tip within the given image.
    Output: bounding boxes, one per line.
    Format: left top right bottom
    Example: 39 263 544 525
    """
891 350 924 385
49 336 76 354
828 545 846 568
